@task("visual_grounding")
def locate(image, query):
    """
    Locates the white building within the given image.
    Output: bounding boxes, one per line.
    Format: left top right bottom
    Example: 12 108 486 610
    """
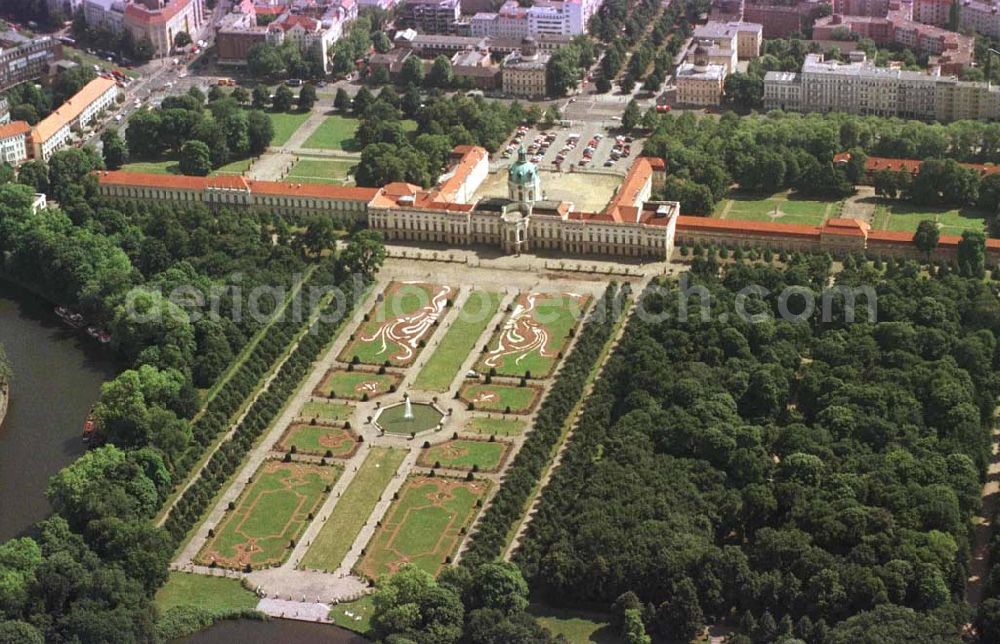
84 0 126 32
0 121 29 166
676 45 726 105
123 0 206 56
266 2 357 73
29 77 120 161
470 0 599 38
692 21 763 59
763 52 1000 122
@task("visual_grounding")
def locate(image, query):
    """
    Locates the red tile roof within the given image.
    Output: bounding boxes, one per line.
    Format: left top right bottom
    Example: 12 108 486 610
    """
97 171 378 202
0 121 30 139
822 217 869 237
677 216 822 239
603 157 661 223
837 153 1000 177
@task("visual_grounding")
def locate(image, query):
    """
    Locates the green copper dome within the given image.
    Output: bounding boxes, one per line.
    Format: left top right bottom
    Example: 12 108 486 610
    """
508 146 538 186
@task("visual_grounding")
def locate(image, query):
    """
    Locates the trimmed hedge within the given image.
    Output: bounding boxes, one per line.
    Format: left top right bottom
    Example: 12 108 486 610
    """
460 282 630 566
164 265 368 543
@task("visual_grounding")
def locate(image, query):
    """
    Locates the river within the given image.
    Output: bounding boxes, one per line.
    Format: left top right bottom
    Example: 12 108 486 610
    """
178 619 367 644
0 281 117 541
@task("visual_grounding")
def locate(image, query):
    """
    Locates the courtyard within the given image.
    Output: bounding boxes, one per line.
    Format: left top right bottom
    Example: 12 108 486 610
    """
473 169 623 213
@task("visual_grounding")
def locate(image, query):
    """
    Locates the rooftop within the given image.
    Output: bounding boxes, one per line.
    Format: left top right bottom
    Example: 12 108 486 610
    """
31 77 119 143
0 121 30 139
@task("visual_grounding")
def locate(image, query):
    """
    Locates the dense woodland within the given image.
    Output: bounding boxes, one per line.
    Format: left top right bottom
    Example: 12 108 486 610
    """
642 110 1000 218
516 259 1000 642
123 86 275 174
0 167 383 640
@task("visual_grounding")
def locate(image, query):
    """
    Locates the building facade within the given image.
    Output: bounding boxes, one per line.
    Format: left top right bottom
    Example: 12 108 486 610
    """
676 46 726 106
502 38 550 97
0 35 62 93
400 0 462 34
468 0 600 38
763 52 1000 122
0 121 29 166
123 0 206 56
29 77 120 161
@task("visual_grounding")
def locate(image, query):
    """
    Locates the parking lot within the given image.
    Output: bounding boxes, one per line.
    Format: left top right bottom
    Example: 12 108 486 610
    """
497 122 640 173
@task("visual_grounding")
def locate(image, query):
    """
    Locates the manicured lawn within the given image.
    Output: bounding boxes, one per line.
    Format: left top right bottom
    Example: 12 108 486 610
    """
356 476 490 580
121 155 250 177
303 115 360 150
277 423 358 457
340 282 454 367
872 202 987 235
477 292 590 378
269 110 311 147
464 415 527 437
195 461 340 569
716 191 841 226
286 158 356 185
298 400 354 422
314 369 401 400
460 383 540 414
528 605 619 644
376 402 444 434
301 448 407 571
63 46 139 78
154 572 259 614
419 439 508 471
329 595 374 635
414 291 501 392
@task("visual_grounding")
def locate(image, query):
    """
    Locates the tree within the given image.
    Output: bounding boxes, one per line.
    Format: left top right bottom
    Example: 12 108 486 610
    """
173 31 192 49
334 87 351 112
913 220 940 260
371 565 464 644
623 608 650 644
298 83 317 111
724 72 764 111
401 55 425 87
100 128 128 170
340 229 386 277
373 31 393 54
231 86 250 105
621 99 641 132
298 218 337 257
976 599 1000 644
547 47 581 96
272 85 294 113
16 160 49 194
428 55 453 88
654 579 704 641
957 229 986 278
247 110 274 155
465 562 529 615
353 86 374 116
252 85 271 110
178 140 211 176
247 43 285 79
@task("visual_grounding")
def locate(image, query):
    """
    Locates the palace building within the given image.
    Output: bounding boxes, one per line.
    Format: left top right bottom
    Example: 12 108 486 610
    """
98 144 999 264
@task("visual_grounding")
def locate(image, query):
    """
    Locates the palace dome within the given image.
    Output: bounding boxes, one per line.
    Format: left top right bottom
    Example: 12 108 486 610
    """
508 146 538 186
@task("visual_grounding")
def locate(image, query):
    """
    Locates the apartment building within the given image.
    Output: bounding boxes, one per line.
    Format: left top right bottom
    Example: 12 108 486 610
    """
400 0 462 34
763 52 1000 122
692 20 763 59
266 3 357 72
502 37 550 98
0 98 9 125
0 121 30 166
956 0 1000 38
812 10 974 73
469 0 600 38
123 0 206 56
676 46 727 105
84 0 126 32
912 0 952 25
29 77 120 161
0 34 63 93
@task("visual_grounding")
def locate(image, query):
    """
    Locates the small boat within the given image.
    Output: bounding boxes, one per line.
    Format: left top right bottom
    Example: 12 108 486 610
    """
55 306 86 329
82 410 97 443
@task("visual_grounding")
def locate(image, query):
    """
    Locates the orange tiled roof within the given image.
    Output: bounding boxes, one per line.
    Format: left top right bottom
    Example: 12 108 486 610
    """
822 217 869 237
31 77 118 143
97 171 379 202
677 215 822 239
436 146 487 201
603 157 661 223
838 153 1000 178
0 121 30 139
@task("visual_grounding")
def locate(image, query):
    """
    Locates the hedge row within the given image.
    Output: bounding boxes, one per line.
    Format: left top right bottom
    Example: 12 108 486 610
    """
164 266 367 543
173 266 335 477
460 282 631 566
